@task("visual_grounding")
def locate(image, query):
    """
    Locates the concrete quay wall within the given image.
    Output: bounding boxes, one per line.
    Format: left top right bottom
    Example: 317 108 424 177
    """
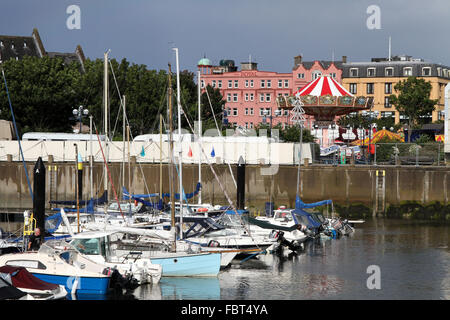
0 161 448 218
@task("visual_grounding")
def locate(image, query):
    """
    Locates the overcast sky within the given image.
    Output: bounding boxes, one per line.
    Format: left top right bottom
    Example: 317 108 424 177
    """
1 0 450 73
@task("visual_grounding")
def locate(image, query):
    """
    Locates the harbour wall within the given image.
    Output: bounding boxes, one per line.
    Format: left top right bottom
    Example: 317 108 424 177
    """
0 160 449 219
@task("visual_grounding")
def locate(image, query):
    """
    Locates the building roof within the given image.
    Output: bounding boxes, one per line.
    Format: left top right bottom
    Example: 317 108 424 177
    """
0 35 41 62
342 57 450 79
198 57 212 66
0 29 85 71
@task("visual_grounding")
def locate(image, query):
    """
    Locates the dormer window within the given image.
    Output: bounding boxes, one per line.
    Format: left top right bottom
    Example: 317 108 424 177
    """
385 67 394 76
23 41 27 48
367 68 376 77
403 67 412 76
422 67 431 76
349 68 358 77
11 43 14 49
0 41 3 47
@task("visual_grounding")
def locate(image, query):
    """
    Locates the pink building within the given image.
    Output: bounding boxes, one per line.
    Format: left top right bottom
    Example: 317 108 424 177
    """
198 55 346 130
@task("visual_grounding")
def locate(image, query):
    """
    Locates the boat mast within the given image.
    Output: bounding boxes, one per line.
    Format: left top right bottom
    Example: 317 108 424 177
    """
159 114 163 204
197 70 202 204
168 64 176 251
174 48 184 239
103 51 109 211
122 95 126 200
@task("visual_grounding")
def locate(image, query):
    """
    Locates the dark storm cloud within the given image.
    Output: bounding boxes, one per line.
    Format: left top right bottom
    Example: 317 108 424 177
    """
1 0 449 72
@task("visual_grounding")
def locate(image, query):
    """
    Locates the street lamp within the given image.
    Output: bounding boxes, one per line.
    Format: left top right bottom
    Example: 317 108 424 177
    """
73 105 89 133
262 109 282 136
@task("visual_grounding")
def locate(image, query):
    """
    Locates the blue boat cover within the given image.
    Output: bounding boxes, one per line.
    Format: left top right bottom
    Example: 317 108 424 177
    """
122 182 201 201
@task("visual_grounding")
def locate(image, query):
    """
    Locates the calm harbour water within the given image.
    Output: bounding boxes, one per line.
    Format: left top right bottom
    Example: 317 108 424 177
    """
130 218 449 300
1 218 449 300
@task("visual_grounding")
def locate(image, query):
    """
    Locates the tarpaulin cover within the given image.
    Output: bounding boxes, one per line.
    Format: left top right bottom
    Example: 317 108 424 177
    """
0 274 27 300
0 266 59 291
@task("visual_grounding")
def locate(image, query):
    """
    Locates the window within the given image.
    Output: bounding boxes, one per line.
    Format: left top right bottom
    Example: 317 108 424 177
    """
384 96 391 108
201 80 205 88
381 111 394 118
385 67 394 76
367 68 376 77
232 108 238 116
245 108 249 115
234 80 238 88
297 73 305 79
437 67 442 77
385 83 392 94
312 71 322 80
245 80 249 88
267 80 271 88
260 94 264 102
265 108 271 116
366 83 374 94
284 80 289 87
265 93 271 102
212 80 216 88
249 108 254 115
403 67 412 76
233 93 238 102
422 67 431 76
350 68 358 77
218 80 222 88
329 73 336 78
250 80 254 87
260 80 265 88
349 83 357 94
228 80 232 88
278 80 283 88
250 93 254 101
5 260 47 270
249 122 254 129
259 108 265 116
245 93 249 101
227 93 231 102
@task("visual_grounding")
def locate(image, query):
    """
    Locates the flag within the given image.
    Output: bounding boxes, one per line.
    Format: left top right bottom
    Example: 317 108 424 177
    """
188 146 193 157
140 146 145 157
211 147 215 157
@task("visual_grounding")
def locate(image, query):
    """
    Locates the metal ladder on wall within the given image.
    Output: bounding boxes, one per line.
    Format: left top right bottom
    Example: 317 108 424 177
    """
375 170 385 215
48 165 58 205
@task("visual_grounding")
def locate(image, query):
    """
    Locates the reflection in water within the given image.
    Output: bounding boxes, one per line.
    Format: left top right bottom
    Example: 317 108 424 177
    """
157 277 221 300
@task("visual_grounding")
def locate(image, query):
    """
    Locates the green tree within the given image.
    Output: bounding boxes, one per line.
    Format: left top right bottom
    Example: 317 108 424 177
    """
0 56 81 133
389 77 437 142
199 85 226 133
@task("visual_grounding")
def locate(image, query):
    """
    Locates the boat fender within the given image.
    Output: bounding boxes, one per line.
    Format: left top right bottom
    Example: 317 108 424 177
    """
198 207 208 213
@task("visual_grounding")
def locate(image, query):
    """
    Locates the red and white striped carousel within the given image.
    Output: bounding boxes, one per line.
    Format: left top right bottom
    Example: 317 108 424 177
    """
294 75 353 97
278 75 373 127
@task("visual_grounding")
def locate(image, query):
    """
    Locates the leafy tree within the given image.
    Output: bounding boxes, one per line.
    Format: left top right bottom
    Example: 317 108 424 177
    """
0 56 81 133
389 77 438 142
199 85 226 134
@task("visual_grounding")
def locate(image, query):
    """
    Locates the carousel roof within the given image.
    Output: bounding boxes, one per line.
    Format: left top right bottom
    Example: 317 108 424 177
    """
295 75 353 97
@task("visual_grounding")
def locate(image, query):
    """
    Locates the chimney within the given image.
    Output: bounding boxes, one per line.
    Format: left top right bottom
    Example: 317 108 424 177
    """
294 55 302 68
342 56 347 63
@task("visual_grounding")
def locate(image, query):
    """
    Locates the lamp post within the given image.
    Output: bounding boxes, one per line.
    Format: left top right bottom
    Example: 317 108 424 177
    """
73 105 89 133
262 109 282 137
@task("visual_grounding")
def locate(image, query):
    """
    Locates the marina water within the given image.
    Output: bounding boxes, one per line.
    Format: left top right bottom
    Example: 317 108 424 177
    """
1 218 448 300
122 218 450 300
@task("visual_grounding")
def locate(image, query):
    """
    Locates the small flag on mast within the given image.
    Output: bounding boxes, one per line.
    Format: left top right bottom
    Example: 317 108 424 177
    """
211 147 215 157
188 146 193 157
